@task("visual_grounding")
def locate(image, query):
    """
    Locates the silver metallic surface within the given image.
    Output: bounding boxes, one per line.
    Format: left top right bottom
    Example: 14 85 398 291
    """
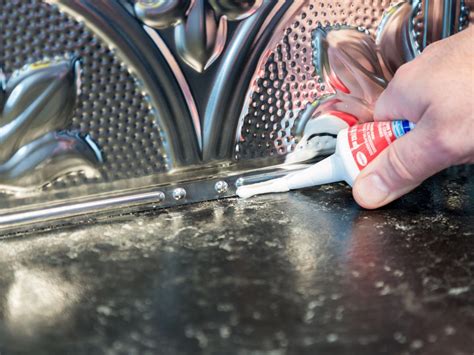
143 25 203 150
172 187 187 201
135 0 263 72
0 0 472 234
0 58 102 192
0 190 166 227
214 180 229 194
0 163 317 235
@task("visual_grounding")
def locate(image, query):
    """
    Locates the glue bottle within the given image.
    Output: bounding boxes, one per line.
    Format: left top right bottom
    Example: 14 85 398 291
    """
237 120 415 198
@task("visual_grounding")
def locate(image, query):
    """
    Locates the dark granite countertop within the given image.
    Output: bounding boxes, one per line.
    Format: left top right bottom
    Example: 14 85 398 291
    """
0 166 472 355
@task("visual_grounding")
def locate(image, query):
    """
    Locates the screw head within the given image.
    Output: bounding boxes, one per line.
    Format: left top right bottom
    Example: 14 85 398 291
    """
215 180 229 194
172 188 186 200
235 178 244 188
156 191 165 202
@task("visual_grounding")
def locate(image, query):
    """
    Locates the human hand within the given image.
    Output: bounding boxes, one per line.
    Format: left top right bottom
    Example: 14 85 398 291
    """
353 26 474 209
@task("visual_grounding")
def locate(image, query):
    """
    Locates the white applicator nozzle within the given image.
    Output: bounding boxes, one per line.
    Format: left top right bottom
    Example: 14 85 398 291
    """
236 177 290 199
236 155 343 199
236 120 417 199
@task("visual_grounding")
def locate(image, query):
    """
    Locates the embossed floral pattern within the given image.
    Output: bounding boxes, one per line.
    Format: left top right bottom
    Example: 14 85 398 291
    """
311 25 388 123
0 58 103 192
286 2 419 163
310 2 417 124
134 0 262 72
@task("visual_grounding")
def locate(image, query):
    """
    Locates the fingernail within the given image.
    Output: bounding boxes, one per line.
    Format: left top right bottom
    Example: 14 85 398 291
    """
356 173 390 207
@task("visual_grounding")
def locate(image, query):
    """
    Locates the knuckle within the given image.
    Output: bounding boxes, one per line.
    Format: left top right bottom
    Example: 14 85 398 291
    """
394 62 412 78
383 76 403 98
422 38 450 57
420 39 450 66
390 62 417 92
422 40 441 54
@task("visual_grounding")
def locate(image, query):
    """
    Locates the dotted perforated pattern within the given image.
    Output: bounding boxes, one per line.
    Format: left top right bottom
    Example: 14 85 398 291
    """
236 0 394 160
1 0 170 188
412 1 425 51
412 0 471 50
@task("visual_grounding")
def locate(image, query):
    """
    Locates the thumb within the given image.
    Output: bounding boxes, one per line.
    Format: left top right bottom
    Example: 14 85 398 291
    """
352 120 452 209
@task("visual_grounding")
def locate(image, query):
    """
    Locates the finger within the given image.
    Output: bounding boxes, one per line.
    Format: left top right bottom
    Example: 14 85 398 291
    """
374 84 407 122
374 63 429 123
352 119 453 209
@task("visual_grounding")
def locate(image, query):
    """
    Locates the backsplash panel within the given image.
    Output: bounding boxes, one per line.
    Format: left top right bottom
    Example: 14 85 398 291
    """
0 0 471 234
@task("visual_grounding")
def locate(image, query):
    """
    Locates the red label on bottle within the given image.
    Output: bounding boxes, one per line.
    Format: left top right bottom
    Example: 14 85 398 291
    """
348 122 397 170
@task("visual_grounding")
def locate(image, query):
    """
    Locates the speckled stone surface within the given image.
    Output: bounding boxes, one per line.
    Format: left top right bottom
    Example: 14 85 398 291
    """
0 166 472 355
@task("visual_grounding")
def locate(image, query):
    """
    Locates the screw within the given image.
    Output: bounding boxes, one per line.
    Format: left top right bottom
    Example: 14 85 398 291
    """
215 180 228 194
235 178 244 188
156 191 165 202
172 188 186 200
